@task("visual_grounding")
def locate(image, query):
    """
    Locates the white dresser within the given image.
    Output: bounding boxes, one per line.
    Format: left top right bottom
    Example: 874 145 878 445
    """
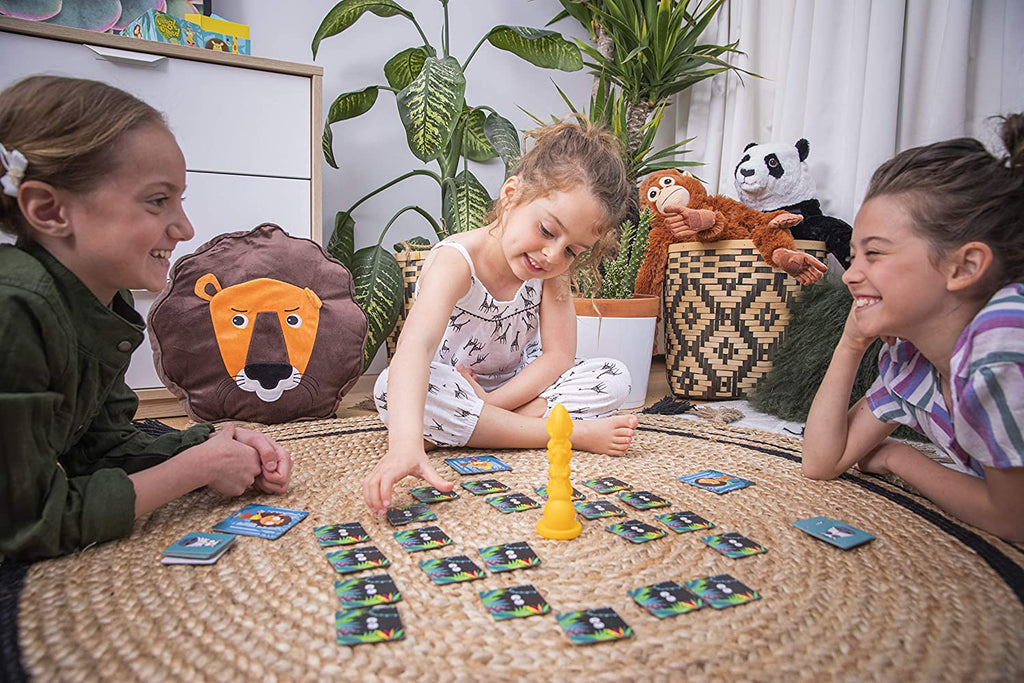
0 16 323 416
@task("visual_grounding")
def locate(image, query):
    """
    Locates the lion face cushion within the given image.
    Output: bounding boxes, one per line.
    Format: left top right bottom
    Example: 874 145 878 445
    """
149 223 368 423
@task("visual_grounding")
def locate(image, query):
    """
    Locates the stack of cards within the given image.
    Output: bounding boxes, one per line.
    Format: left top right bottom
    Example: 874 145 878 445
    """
212 504 307 539
678 470 754 494
161 532 236 565
793 516 875 549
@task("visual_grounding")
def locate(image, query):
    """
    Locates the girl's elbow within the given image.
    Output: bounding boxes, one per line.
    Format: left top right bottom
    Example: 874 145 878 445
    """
800 451 842 481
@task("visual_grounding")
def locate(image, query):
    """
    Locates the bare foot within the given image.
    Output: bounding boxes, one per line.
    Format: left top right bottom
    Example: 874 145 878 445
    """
571 415 639 456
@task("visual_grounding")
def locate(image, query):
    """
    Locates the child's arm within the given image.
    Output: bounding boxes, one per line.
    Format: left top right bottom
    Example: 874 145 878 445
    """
858 444 1024 541
362 248 469 513
803 304 897 478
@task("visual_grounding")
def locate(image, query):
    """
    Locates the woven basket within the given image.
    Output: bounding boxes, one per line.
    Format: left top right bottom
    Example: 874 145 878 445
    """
385 242 432 358
663 239 827 399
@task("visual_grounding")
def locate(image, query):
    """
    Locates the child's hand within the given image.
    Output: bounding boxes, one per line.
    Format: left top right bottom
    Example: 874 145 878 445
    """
363 447 453 515
839 301 896 353
456 363 489 401
232 427 292 495
197 423 263 497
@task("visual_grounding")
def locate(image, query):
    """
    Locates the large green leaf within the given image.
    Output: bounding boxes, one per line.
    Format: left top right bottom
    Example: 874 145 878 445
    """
312 0 413 58
322 87 379 167
396 56 466 162
384 46 430 90
482 112 521 177
460 108 498 162
485 25 583 71
442 170 491 234
350 245 404 370
327 211 356 268
322 122 338 169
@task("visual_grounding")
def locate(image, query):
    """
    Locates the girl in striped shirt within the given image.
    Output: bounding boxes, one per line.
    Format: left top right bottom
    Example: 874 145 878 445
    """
802 114 1024 541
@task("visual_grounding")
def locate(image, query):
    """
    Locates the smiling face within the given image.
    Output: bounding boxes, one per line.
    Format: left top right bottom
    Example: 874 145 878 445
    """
59 124 194 304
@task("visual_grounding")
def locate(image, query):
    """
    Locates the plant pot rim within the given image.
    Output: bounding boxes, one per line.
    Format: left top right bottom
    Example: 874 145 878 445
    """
573 293 659 318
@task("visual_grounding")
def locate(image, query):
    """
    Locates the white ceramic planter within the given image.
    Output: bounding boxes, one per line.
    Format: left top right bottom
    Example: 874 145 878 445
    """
574 296 659 409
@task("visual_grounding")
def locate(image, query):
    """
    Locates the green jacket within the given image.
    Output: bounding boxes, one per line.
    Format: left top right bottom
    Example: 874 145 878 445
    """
0 240 212 561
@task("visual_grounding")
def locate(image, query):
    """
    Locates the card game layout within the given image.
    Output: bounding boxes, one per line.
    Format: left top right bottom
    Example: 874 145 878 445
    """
684 573 761 609
335 605 405 645
385 503 437 526
574 500 626 520
444 455 512 475
655 511 714 533
555 607 634 645
485 493 540 513
314 522 369 547
419 555 486 585
334 574 402 609
327 545 391 574
212 504 308 540
393 525 453 552
793 516 875 549
477 541 540 572
479 584 551 621
409 485 459 503
459 479 510 495
161 532 235 565
627 580 704 618
678 469 755 494
582 476 632 494
701 531 768 559
616 490 671 509
534 485 585 501
605 519 668 543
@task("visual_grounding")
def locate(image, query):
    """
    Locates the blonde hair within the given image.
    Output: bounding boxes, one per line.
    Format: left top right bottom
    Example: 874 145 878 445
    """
0 75 168 238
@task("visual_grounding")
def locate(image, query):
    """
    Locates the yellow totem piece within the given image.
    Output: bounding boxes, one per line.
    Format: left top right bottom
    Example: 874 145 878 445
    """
536 405 582 540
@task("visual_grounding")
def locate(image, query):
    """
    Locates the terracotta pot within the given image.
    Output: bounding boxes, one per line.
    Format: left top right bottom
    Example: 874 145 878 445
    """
573 293 660 318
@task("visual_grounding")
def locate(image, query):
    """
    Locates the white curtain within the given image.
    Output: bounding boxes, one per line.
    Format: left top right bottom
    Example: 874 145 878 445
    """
665 0 1024 226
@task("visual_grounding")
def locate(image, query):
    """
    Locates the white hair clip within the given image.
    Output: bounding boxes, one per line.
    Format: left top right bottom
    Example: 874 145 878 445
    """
0 143 28 197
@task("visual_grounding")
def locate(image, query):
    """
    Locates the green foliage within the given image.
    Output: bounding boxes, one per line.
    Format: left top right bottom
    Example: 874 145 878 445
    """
312 0 582 369
576 208 652 299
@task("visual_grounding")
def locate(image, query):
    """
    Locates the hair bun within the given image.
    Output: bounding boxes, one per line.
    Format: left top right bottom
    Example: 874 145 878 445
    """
1000 113 1024 173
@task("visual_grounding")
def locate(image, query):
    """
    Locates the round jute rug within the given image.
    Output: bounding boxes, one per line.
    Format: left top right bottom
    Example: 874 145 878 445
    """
16 415 1024 682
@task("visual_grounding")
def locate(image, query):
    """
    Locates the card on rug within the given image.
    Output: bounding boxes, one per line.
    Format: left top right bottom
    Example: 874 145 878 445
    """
605 519 668 543
793 516 875 549
581 476 632 493
555 607 634 645
418 554 486 585
444 455 512 475
327 545 391 574
459 479 510 495
615 490 671 509
677 469 755 494
627 580 704 618
479 584 551 621
700 531 768 558
655 511 714 533
385 503 437 526
334 574 402 608
313 522 370 547
534 485 585 501
161 531 236 565
684 573 761 609
485 493 540 514
212 504 307 539
409 486 460 503
393 525 453 552
477 541 540 572
335 605 405 645
573 500 626 519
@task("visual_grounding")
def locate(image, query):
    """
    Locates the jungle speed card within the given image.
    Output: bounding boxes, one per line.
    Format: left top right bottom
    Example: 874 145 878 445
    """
334 574 402 609
605 519 668 544
212 504 307 540
655 511 714 534
700 531 768 559
161 532 235 565
385 503 437 526
573 500 626 520
533 485 585 501
616 490 671 510
684 573 761 610
485 493 540 514
327 545 391 574
792 516 875 549
678 469 755 494
479 584 551 621
477 541 540 573
443 455 512 475
418 554 486 585
314 522 369 547
393 525 453 552
459 479 510 495
409 485 459 503
627 580 704 618
335 605 405 645
582 476 632 494
555 607 634 645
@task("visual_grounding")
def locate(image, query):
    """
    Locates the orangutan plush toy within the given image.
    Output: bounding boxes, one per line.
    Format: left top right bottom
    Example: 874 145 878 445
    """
633 169 828 298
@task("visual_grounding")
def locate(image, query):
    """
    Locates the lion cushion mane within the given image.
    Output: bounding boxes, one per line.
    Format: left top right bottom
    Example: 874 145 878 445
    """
148 223 368 423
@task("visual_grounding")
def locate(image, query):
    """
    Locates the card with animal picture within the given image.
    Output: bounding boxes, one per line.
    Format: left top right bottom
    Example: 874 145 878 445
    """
627 580 704 618
212 504 307 540
326 545 391 574
392 525 453 553
555 607 634 645
479 584 551 621
700 531 767 559
581 476 632 494
313 522 370 547
616 490 671 510
683 573 761 610
443 455 512 475
792 516 875 549
655 511 714 534
485 493 540 514
161 531 236 565
573 500 626 520
533 485 585 501
334 573 402 609
418 554 486 585
335 605 405 645
477 541 540 573
385 503 437 527
459 479 510 495
677 469 755 494
605 519 668 544
409 485 460 503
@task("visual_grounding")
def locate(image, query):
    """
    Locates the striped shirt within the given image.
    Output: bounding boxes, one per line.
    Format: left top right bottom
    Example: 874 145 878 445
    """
865 283 1024 476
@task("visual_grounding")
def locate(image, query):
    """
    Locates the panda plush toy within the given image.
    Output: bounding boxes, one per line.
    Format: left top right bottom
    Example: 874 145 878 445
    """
734 139 852 269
